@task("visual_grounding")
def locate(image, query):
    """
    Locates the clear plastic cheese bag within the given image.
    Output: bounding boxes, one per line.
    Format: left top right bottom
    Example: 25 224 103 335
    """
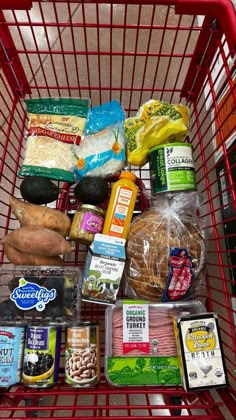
125 193 206 302
73 100 126 180
19 98 90 182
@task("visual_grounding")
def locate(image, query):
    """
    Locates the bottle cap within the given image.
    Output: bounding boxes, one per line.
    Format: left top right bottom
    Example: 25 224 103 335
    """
120 171 136 182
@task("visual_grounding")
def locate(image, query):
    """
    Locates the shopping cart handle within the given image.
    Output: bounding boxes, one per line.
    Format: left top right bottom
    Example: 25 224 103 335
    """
0 0 235 56
0 0 32 10
175 0 236 57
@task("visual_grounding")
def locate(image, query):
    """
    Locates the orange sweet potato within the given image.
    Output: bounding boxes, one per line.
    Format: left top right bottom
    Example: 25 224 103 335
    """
4 244 64 266
9 196 71 237
1 226 74 256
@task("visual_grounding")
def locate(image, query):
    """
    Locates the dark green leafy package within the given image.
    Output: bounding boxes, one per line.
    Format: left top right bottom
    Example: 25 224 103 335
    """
19 98 90 182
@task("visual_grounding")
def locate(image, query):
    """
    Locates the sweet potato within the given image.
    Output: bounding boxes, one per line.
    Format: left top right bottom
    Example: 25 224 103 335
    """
9 196 71 237
4 244 64 266
1 226 74 256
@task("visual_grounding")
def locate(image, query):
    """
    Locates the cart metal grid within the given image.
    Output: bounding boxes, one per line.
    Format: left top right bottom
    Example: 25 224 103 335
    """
0 0 235 418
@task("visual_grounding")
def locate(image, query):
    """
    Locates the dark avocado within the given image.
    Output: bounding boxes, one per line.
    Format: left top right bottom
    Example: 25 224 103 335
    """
74 177 109 205
20 176 59 204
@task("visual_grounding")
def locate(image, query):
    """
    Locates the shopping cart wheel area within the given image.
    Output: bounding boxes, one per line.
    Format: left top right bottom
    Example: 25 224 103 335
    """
0 0 235 419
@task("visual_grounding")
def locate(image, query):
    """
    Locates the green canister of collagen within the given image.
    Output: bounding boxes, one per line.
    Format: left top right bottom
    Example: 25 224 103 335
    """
149 142 197 194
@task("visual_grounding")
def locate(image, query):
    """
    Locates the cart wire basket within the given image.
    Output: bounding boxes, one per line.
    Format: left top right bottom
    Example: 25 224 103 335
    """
0 0 235 418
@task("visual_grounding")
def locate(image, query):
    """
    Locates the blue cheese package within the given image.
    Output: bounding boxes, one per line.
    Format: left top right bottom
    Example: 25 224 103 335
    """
73 100 126 180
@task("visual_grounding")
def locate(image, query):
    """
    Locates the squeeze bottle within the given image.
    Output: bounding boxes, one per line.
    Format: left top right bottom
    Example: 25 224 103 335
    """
102 171 138 239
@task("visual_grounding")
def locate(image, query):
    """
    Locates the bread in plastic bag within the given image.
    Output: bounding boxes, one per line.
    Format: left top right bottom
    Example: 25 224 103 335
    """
124 100 190 167
125 199 205 302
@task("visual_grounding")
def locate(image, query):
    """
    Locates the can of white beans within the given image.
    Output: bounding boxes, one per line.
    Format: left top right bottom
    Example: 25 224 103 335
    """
65 323 100 387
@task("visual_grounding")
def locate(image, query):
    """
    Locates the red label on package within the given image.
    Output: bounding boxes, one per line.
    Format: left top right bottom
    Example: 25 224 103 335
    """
28 127 81 144
122 304 149 354
123 342 149 354
162 248 194 302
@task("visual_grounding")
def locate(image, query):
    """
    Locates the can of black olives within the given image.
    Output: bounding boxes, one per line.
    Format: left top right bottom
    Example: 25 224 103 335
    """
22 326 61 388
65 322 100 387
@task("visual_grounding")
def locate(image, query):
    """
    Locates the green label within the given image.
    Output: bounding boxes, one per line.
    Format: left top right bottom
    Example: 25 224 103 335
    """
150 148 167 193
150 144 197 193
168 168 196 189
107 356 181 386
25 97 89 118
19 165 75 183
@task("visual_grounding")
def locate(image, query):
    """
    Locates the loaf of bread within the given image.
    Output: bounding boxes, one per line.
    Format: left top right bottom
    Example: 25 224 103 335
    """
126 208 205 301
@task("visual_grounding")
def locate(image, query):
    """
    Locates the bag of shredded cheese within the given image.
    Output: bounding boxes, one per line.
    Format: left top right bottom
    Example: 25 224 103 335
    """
73 100 126 180
19 98 90 182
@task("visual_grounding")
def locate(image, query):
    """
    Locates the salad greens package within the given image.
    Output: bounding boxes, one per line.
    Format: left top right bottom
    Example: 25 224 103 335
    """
19 98 90 182
125 194 206 302
73 100 126 180
124 99 190 167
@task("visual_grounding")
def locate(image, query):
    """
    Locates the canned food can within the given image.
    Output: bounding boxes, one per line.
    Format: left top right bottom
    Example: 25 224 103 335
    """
22 326 61 388
149 142 197 194
65 322 100 387
0 326 25 387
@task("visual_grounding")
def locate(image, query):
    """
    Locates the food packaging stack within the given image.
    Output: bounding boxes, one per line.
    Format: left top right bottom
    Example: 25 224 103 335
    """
0 97 228 392
102 99 228 392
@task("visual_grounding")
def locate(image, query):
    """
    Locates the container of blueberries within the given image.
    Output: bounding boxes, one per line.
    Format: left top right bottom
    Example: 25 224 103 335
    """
0 266 81 325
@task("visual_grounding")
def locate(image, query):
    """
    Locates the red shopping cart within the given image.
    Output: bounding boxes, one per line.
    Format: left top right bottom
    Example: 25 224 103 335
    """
0 0 235 418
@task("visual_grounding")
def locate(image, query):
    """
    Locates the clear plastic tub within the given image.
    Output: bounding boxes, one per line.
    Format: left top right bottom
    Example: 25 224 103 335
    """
0 266 81 325
105 299 206 386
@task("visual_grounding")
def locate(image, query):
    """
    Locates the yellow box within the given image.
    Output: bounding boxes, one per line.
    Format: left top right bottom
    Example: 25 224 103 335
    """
173 313 228 392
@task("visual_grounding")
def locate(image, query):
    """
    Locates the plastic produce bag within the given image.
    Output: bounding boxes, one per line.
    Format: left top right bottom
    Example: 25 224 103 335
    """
19 98 90 182
73 100 126 180
125 196 205 302
124 100 190 167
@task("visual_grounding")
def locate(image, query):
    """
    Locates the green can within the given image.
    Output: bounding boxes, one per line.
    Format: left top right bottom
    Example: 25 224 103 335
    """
149 142 197 194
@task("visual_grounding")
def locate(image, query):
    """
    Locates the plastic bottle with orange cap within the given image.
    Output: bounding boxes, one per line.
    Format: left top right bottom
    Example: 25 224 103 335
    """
102 171 138 240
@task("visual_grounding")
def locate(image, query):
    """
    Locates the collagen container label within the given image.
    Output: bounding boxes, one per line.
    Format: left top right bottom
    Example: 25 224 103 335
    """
149 143 197 193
